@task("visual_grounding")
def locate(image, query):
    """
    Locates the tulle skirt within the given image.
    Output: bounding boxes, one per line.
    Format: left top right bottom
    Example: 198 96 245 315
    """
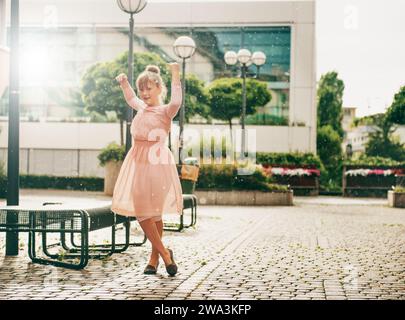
111 139 183 221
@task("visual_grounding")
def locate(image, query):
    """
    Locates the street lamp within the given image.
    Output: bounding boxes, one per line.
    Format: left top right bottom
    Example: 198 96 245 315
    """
5 0 20 256
173 36 196 165
251 51 266 77
237 49 251 156
117 0 147 154
224 49 267 155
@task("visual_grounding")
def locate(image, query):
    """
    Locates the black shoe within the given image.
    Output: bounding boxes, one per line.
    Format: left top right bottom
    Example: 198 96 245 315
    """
165 248 178 276
144 262 159 275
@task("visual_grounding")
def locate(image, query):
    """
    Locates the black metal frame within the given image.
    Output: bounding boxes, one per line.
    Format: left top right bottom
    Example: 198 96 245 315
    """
1 207 147 270
163 194 197 232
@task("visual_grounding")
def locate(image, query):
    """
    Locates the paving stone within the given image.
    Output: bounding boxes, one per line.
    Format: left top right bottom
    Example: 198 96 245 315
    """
1 195 405 300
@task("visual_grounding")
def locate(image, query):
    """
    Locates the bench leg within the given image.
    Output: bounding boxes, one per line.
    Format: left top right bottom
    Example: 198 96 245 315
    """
27 211 89 270
68 219 146 252
163 212 184 232
183 196 198 228
167 195 198 231
64 223 116 257
88 221 148 249
28 214 88 270
183 205 194 229
192 195 198 226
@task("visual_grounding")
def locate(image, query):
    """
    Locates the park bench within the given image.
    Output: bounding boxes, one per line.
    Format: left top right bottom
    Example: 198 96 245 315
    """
0 203 147 270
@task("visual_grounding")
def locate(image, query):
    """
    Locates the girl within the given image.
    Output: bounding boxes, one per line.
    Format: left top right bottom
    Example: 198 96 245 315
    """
112 63 183 276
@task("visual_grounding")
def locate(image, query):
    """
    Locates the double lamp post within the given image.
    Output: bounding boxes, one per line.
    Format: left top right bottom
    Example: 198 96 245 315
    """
224 49 266 155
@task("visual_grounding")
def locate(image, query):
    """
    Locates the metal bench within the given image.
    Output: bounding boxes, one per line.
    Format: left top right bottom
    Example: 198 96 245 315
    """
0 203 146 270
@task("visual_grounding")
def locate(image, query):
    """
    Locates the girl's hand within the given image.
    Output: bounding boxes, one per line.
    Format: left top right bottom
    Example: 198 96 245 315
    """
115 73 128 84
168 62 180 74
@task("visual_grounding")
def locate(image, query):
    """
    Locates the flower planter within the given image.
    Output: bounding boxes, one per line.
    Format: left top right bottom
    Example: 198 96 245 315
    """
388 191 405 208
260 164 320 196
272 175 319 196
104 160 123 196
343 166 403 198
346 175 396 187
195 189 294 206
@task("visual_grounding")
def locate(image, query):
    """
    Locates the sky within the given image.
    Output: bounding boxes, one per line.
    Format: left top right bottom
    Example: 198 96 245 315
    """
316 0 405 117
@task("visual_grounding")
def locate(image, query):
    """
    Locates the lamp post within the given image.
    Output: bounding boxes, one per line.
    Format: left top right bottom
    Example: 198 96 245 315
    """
5 0 20 256
224 49 266 155
117 0 147 154
173 36 196 165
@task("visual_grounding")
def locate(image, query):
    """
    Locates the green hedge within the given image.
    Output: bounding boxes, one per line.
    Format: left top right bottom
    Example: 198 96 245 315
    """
196 164 289 192
0 174 104 198
245 114 289 126
256 152 323 169
0 164 291 197
344 155 405 167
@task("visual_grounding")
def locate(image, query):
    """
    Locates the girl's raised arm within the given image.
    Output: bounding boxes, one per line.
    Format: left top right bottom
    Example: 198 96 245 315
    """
116 73 145 111
165 63 183 119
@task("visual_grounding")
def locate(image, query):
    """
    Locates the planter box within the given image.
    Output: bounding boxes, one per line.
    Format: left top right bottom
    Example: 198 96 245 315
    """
104 160 123 196
273 175 319 196
344 175 396 198
195 190 293 206
346 175 396 188
388 191 405 208
343 165 404 198
261 164 319 196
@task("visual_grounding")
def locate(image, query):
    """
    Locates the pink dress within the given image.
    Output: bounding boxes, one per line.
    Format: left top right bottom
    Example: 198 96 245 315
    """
111 82 184 222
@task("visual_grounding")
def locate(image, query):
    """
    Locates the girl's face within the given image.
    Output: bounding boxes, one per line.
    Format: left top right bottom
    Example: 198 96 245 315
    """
139 80 161 106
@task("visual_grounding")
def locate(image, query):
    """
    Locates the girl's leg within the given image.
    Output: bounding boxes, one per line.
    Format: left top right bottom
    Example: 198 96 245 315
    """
138 217 172 266
149 218 164 265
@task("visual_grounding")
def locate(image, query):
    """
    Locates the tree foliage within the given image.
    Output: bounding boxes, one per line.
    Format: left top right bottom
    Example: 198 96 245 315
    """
317 71 345 138
207 77 271 131
317 125 343 181
365 113 405 161
386 85 405 125
175 74 211 122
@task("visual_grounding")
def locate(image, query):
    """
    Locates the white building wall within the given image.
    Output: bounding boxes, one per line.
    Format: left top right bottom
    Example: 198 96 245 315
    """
1 0 317 177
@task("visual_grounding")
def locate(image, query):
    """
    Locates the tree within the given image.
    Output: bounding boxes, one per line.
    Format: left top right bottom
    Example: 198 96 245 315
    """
81 51 169 145
172 74 211 123
316 71 345 190
207 77 271 137
365 114 405 161
317 71 345 138
317 125 343 183
386 85 405 125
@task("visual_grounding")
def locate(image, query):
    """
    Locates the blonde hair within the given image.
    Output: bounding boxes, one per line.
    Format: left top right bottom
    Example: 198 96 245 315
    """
136 65 167 104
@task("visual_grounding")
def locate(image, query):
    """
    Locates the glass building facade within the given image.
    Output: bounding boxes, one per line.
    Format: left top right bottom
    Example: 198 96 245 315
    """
0 25 291 125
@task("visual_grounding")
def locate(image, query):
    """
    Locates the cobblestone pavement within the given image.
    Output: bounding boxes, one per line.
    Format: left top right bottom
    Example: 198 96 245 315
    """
1 190 405 300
